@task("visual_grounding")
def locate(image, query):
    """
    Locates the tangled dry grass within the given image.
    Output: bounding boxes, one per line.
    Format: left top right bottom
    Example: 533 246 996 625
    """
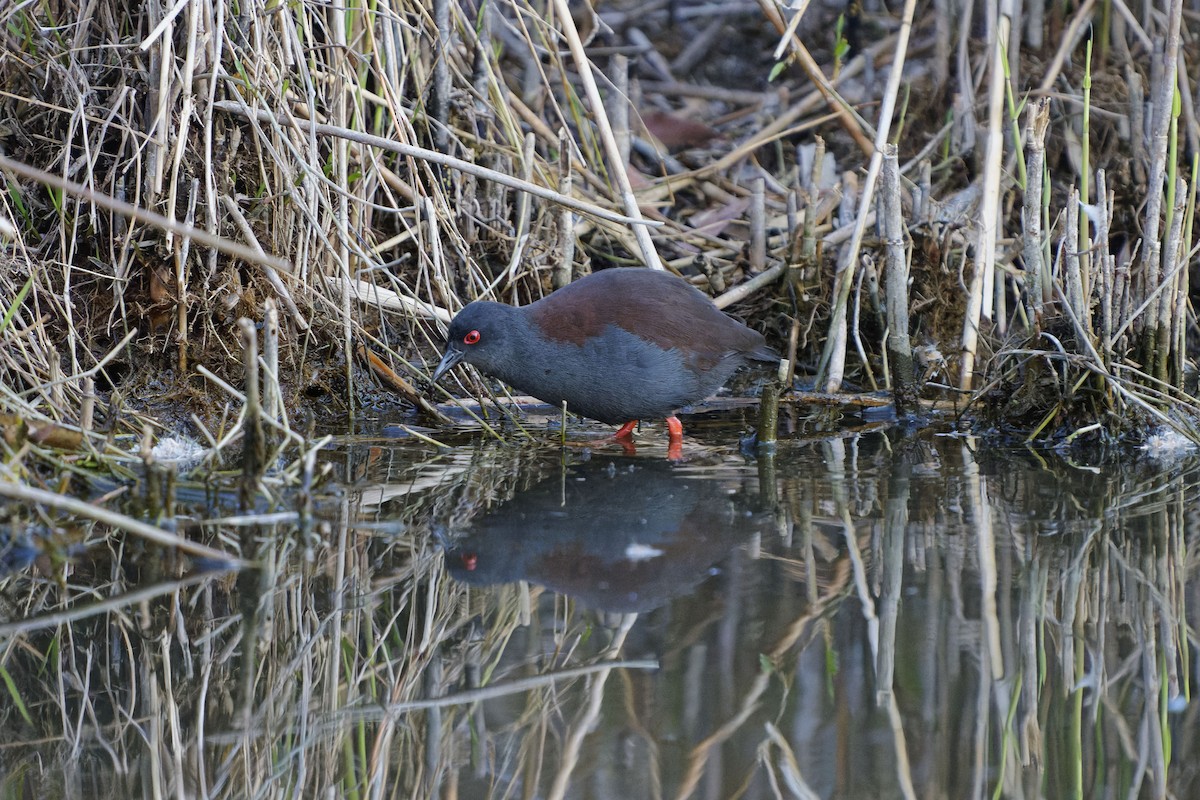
2 5 1200 797
0 0 1198 464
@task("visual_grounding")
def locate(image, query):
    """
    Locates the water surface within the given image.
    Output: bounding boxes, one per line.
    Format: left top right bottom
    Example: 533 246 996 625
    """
1 415 1196 798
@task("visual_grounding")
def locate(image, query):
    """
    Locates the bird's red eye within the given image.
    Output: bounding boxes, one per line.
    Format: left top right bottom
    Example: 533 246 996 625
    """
463 330 481 345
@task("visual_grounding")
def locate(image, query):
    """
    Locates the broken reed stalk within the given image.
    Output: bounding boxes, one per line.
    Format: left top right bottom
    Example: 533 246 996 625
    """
140 424 162 519
239 318 265 511
1063 188 1085 329
263 299 281 424
1154 177 1187 384
851 262 879 391
80 377 95 434
47 350 63 412
800 137 824 262
880 145 917 415
783 188 802 388
750 178 767 273
786 190 799 261
1022 99 1050 322
1137 4 1183 346
933 0 952 92
432 0 451 153
1094 169 1114 362
757 379 779 449
915 161 931 221
1128 69 1146 187
554 128 576 290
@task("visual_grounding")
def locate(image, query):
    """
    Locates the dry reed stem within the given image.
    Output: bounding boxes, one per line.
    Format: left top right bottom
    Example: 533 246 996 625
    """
0 480 246 565
881 146 916 414
960 0 1013 390
1137 0 1183 336
1022 99 1051 320
755 0 874 156
550 0 663 270
816 0 919 392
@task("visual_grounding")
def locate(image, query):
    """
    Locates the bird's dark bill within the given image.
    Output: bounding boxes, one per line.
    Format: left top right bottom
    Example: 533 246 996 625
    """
431 347 465 385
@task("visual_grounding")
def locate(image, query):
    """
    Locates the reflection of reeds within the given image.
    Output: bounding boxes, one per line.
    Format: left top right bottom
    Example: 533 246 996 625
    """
0 430 1197 795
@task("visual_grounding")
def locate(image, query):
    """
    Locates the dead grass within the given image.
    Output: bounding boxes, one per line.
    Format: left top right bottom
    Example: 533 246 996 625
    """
0 5 1198 791
0 0 1196 454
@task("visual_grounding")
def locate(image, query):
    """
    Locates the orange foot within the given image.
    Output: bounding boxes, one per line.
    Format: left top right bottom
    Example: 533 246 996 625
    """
616 418 684 441
615 420 639 440
610 420 638 454
614 418 684 459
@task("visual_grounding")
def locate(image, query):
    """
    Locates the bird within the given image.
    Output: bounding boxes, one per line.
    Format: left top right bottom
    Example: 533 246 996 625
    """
430 267 777 444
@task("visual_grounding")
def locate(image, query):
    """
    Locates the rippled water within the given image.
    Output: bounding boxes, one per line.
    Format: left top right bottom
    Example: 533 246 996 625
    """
2 413 1197 798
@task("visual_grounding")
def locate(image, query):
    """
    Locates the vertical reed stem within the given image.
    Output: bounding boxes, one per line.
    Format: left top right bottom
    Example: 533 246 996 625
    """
554 129 576 289
1022 99 1050 322
239 318 264 510
881 145 917 415
263 298 280 424
1155 177 1187 384
1094 170 1114 363
1139 6 1183 346
1064 187 1086 329
750 177 767 272
550 0 663 270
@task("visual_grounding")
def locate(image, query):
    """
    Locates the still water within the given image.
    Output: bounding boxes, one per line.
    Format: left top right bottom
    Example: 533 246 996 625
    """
1 414 1197 798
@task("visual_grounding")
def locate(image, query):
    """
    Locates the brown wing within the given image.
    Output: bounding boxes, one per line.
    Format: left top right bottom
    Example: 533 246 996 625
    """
528 268 768 369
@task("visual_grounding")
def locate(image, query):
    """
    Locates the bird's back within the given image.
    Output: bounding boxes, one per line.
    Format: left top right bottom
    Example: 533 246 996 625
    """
528 268 773 370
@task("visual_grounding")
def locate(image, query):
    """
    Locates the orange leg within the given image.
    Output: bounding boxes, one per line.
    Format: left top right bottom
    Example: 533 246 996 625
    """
615 420 639 439
665 417 684 460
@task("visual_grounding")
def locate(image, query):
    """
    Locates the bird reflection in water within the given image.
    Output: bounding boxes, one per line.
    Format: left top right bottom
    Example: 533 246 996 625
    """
443 456 774 613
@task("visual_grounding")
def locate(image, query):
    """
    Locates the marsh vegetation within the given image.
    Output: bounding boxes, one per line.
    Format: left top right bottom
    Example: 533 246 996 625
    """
1 0 1199 796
